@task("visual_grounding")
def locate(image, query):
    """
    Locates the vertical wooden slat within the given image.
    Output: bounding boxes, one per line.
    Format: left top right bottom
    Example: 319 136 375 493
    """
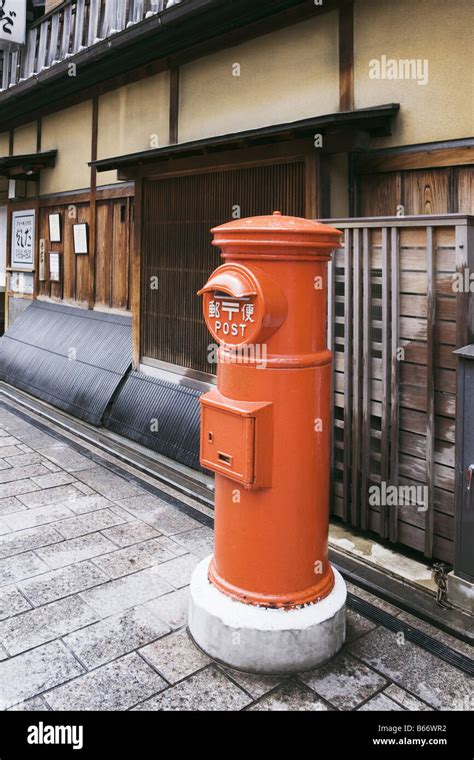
379 227 390 538
1 52 10 91
305 152 319 219
328 246 336 514
87 0 101 46
338 1 354 111
132 177 143 369
89 97 99 309
9 50 19 86
47 13 60 66
21 28 37 79
424 226 435 557
169 67 180 145
60 4 72 58
351 228 361 525
389 226 400 542
37 21 49 71
116 0 128 32
343 228 353 522
360 226 371 531
130 0 145 24
73 0 86 54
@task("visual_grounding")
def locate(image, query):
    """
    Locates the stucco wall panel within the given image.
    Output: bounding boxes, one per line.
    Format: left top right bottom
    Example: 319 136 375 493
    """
179 13 339 143
97 73 170 159
40 102 92 194
13 123 36 156
354 0 474 147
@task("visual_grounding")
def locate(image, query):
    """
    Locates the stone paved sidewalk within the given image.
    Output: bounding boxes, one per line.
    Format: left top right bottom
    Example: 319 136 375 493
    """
0 402 471 712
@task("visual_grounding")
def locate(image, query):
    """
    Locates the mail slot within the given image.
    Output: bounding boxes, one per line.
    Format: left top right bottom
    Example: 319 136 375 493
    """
200 389 272 489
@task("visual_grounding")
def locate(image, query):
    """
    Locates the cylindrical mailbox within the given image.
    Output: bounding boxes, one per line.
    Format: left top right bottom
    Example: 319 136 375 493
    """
189 212 347 674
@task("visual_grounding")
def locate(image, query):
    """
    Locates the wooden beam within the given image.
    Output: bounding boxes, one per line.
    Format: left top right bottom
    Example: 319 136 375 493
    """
36 119 42 153
131 178 143 369
169 67 180 145
389 226 400 543
339 1 354 111
89 96 99 310
355 142 474 174
424 226 435 558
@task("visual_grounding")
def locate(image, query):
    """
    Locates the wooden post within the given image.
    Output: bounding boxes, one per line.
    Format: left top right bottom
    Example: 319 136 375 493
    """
339 1 354 111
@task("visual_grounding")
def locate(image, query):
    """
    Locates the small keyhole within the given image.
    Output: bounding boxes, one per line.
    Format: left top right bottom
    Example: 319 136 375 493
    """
208 432 214 443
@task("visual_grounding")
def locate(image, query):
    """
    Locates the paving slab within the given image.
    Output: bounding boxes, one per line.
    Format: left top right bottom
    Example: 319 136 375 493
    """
0 479 41 499
0 595 98 655
101 521 161 548
173 527 215 558
39 448 98 473
92 537 178 580
346 609 378 643
348 627 473 711
0 464 51 484
299 652 388 710
153 554 200 589
143 588 190 630
249 681 330 711
35 533 117 569
17 484 84 509
0 498 26 517
64 604 170 669
133 666 251 712
79 565 175 617
357 693 405 711
0 586 31 621
0 525 63 559
3 503 75 532
45 652 167 711
19 561 108 607
140 628 210 683
0 551 50 586
218 665 285 700
8 696 50 711
56 495 116 515
383 684 433 711
30 472 78 489
54 509 127 540
73 467 145 499
116 496 202 535
0 641 85 709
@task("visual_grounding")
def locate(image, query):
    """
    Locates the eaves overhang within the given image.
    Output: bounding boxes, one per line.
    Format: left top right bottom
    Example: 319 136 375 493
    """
90 104 400 175
0 150 57 180
0 0 341 131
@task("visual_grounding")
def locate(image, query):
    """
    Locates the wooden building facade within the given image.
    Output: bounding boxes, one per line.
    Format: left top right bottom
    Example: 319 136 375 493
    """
0 0 473 574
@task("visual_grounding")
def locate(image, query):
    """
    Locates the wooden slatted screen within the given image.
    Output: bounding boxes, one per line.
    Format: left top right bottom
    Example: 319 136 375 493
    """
140 162 306 374
329 217 472 563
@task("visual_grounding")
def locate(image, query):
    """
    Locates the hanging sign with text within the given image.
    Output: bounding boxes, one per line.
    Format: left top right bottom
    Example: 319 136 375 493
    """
0 0 27 49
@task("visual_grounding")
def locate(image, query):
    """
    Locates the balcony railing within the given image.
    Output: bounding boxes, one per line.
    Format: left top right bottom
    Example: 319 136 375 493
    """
1 0 184 92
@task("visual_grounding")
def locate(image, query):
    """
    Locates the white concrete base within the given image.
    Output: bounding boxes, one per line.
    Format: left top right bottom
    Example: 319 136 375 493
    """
188 556 347 675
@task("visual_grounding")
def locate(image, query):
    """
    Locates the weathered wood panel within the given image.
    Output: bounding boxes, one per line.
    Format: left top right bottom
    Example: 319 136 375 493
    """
328 216 472 563
38 197 131 310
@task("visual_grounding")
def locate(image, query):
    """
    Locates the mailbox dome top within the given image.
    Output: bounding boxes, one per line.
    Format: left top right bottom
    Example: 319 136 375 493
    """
211 213 341 260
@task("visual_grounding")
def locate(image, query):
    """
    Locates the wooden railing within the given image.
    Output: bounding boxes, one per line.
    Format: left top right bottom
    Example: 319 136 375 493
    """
327 214 474 563
1 0 184 92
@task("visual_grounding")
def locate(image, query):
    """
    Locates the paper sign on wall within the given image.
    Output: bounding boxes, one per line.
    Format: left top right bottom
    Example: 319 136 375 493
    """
39 239 46 281
49 252 60 282
11 209 35 270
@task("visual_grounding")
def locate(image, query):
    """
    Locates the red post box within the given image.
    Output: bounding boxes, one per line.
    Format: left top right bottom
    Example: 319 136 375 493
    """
189 212 347 674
